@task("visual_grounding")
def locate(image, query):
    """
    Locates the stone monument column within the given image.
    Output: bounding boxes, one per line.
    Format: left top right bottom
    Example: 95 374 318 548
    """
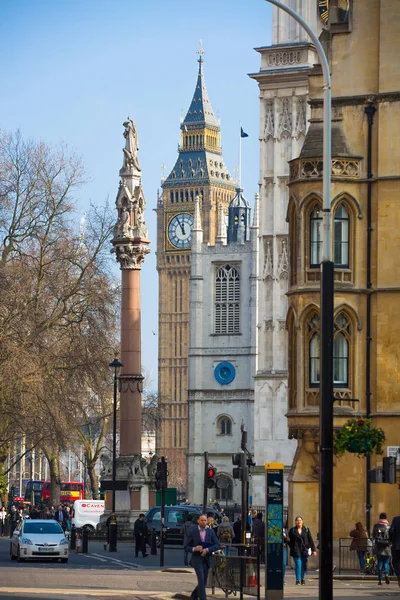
108 118 156 517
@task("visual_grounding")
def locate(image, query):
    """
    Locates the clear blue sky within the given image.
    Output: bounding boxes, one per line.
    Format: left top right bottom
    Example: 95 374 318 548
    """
1 0 272 390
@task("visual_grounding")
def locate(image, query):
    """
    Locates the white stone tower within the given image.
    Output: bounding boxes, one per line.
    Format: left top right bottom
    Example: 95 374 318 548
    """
187 193 258 505
248 0 320 507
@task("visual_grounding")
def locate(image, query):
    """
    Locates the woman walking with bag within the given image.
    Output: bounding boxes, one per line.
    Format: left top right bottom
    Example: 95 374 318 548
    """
349 521 369 571
288 516 317 585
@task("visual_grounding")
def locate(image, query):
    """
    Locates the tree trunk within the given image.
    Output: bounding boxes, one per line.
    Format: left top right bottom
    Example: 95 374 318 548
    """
87 462 99 499
48 454 61 507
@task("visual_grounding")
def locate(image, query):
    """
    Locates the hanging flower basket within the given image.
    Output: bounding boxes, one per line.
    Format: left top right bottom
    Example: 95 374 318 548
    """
334 419 385 458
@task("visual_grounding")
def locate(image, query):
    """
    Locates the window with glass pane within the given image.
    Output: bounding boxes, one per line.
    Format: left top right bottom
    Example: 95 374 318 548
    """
309 333 320 386
333 313 350 386
218 417 232 435
334 205 349 267
310 206 322 266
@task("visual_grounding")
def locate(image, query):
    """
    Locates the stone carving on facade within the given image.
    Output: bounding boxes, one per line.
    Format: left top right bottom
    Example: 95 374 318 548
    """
115 244 150 270
295 97 307 139
264 100 275 140
120 374 144 393
266 50 302 68
264 319 274 331
277 97 292 139
278 319 287 331
275 238 289 280
100 454 112 477
121 117 141 175
263 239 273 280
290 158 361 182
147 454 158 478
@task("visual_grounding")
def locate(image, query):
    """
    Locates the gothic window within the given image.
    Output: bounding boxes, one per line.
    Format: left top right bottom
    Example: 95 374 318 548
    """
175 191 179 203
217 416 232 435
172 171 176 179
190 190 194 201
215 264 240 334
170 191 174 203
308 314 320 387
334 205 349 267
180 191 184 202
185 190 189 202
287 310 297 409
333 313 350 386
310 206 322 267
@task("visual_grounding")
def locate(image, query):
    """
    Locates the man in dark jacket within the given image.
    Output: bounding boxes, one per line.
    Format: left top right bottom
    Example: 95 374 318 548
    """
372 512 391 585
252 513 265 561
389 514 400 587
185 514 220 600
134 514 148 558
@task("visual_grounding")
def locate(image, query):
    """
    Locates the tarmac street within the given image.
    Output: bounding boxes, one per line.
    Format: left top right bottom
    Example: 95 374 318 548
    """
0 538 398 599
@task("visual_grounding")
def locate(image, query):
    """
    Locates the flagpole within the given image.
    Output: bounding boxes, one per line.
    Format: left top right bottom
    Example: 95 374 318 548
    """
239 121 242 187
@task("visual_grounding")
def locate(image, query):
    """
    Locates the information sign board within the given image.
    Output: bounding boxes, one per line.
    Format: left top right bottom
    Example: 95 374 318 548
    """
265 463 284 600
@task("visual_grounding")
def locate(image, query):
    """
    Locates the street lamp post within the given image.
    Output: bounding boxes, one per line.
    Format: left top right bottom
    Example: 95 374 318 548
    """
265 3 334 600
108 358 123 552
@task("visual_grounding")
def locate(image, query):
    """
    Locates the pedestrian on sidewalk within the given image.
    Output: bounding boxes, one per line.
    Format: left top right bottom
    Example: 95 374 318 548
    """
185 514 220 600
372 512 391 585
389 514 400 588
180 514 193 567
349 521 369 571
288 516 316 586
134 513 148 558
0 507 6 536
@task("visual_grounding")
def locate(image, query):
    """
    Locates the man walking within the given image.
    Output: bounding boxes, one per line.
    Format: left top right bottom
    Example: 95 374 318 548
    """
134 513 148 558
185 514 220 600
389 514 400 588
372 512 391 585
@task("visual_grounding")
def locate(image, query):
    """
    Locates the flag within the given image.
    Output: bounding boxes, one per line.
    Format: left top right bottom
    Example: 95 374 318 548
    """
240 127 249 138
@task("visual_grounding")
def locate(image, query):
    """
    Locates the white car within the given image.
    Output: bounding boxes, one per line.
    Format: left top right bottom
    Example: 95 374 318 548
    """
10 519 69 563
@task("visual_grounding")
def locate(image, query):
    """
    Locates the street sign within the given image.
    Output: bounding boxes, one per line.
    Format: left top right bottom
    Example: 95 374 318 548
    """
387 446 400 465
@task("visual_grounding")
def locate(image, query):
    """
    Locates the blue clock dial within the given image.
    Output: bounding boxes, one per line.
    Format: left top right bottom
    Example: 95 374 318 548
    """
214 362 236 385
168 213 194 249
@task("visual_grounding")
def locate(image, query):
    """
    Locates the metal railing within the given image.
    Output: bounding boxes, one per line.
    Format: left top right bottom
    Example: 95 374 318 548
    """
338 537 374 574
208 545 261 600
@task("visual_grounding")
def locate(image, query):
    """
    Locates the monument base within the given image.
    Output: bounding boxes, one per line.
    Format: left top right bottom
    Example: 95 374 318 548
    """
99 453 157 536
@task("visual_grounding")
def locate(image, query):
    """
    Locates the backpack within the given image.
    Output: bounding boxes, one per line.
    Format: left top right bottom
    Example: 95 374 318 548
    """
375 528 390 549
220 525 232 543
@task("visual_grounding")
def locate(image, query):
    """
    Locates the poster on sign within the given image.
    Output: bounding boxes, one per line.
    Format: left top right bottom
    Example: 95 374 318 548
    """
387 446 400 465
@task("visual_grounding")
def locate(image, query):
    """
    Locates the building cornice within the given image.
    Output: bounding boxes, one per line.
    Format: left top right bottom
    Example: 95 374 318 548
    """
310 91 400 108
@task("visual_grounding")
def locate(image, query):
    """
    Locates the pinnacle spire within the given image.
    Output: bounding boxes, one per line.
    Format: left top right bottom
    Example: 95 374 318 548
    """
183 43 219 128
216 203 227 244
252 193 260 228
193 195 203 231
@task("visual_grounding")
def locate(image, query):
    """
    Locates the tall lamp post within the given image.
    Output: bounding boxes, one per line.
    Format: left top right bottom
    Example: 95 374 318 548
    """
264 3 334 600
108 358 123 552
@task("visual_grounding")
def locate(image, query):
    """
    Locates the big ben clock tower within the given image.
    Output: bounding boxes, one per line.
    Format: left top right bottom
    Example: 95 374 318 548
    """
156 45 236 491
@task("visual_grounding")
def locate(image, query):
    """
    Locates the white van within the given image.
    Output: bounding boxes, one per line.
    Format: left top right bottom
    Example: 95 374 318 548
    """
72 499 105 531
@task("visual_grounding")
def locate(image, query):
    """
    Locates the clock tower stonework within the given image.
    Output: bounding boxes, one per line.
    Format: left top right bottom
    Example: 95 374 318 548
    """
156 48 236 492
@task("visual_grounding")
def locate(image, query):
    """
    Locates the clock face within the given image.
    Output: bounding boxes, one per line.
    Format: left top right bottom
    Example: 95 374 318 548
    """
168 213 194 249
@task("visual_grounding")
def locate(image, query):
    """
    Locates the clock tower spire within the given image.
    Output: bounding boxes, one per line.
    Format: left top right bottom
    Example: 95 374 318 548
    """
156 47 236 491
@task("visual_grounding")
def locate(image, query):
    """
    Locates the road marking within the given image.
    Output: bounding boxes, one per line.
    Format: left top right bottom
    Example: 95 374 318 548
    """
87 553 141 569
0 589 175 597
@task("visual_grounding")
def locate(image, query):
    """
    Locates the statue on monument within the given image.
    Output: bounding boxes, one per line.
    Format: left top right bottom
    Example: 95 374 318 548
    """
122 117 141 174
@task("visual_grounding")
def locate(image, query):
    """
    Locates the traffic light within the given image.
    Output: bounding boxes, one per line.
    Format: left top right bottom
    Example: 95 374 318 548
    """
155 458 168 490
232 452 248 481
206 465 216 489
382 456 396 484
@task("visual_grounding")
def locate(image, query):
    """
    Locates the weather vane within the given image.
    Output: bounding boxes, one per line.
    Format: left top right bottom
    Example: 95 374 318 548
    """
197 39 204 63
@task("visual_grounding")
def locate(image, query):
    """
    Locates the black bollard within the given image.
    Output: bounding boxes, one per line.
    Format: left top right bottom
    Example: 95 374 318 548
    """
150 528 157 555
82 526 89 554
70 524 76 550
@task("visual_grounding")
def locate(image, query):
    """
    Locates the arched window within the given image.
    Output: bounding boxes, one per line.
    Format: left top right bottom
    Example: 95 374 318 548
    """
215 476 233 501
310 206 322 267
308 314 320 387
190 190 194 201
333 313 350 386
170 191 174 203
215 265 240 334
334 205 349 267
218 416 232 435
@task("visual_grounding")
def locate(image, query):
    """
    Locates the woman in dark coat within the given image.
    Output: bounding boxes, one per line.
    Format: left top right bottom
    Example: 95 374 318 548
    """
288 516 317 585
349 521 369 570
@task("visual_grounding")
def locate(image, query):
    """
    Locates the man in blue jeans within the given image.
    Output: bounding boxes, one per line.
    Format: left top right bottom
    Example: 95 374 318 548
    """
372 512 391 585
185 514 220 600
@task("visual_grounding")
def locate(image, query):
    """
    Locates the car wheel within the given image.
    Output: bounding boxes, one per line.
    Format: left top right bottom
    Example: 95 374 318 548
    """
10 545 16 561
83 525 95 533
17 548 25 562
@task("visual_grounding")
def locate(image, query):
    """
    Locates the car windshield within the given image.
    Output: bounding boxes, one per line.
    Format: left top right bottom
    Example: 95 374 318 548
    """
24 522 63 535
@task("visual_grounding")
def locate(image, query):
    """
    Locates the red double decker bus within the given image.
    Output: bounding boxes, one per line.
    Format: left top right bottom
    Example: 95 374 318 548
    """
25 480 84 505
